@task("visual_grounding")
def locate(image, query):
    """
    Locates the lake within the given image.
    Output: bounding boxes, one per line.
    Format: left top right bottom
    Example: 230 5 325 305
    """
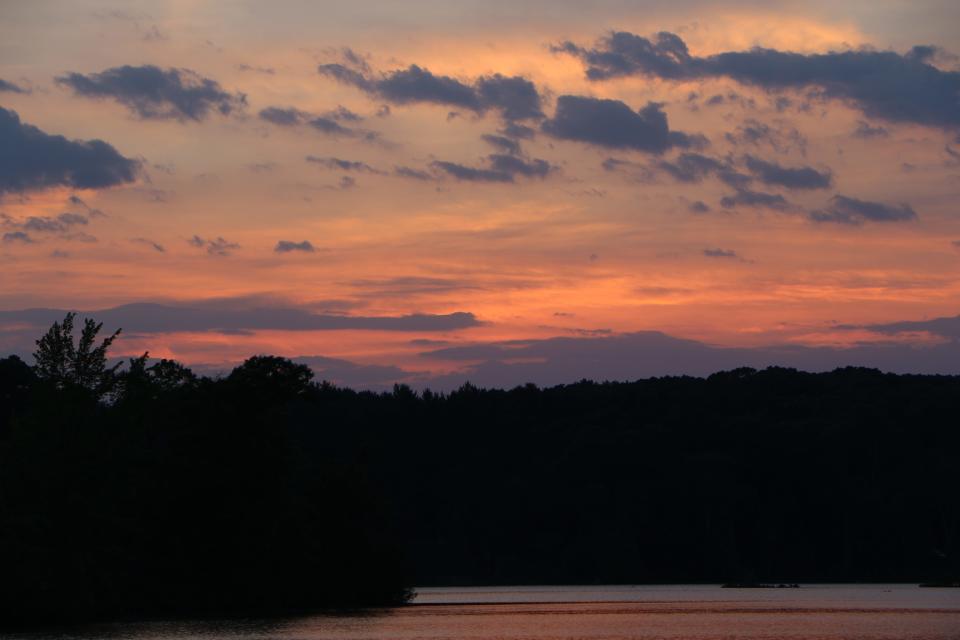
5 585 959 639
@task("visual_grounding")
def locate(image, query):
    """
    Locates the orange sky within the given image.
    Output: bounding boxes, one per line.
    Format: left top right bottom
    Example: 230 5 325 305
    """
2 1 959 387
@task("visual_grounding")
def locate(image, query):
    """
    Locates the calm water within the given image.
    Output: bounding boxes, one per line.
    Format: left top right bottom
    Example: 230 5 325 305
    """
5 585 959 640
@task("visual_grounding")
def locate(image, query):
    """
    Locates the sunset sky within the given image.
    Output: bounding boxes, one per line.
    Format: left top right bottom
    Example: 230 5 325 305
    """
2 0 960 388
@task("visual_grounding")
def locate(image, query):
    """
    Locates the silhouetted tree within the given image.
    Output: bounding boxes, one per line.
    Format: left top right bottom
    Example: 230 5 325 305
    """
32 312 121 398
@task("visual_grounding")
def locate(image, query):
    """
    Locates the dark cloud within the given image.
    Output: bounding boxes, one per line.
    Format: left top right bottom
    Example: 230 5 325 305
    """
0 302 480 334
703 248 738 258
556 30 960 129
323 105 363 122
542 95 703 154
5 212 89 235
720 188 792 211
236 64 276 75
0 106 140 195
393 166 433 181
2 231 33 244
853 120 890 138
275 240 315 253
188 235 239 256
67 195 106 218
725 118 806 154
316 63 372 90
318 63 543 121
849 313 960 340
744 155 832 189
600 156 658 182
716 169 753 189
500 122 536 139
293 355 410 389
346 276 485 297
130 237 165 252
305 116 356 136
809 195 917 224
338 47 373 74
481 134 522 155
258 106 309 126
305 156 384 173
656 152 726 182
57 65 246 121
0 78 27 94
259 106 377 139
431 154 556 182
487 154 554 178
474 74 544 121
416 328 960 389
431 160 512 183
552 31 694 81
688 200 711 213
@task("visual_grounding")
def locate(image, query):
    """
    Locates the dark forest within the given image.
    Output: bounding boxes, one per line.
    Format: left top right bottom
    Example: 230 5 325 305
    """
1 315 957 626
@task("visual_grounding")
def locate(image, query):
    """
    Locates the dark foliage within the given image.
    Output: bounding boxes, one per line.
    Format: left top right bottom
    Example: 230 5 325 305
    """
1 322 959 626
0 342 411 627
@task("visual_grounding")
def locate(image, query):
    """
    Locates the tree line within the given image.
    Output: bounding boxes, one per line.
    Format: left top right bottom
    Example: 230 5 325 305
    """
1 314 958 625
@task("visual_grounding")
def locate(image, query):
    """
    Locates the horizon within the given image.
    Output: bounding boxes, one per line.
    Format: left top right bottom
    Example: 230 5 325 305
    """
3 0 960 389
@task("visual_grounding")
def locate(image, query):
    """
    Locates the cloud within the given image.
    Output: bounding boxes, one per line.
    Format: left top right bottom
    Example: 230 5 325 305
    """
415 328 960 390
848 313 960 340
688 200 710 213
293 355 411 389
259 106 310 126
481 134 522 155
853 120 889 139
57 65 246 121
500 122 536 139
0 301 481 334
725 119 806 154
259 106 377 139
0 106 139 195
131 237 165 252
744 155 832 189
809 195 917 224
0 78 27 94
556 30 960 129
542 95 703 154
188 235 239 256
393 166 433 180
488 154 554 178
431 154 556 182
275 240 315 253
65 195 106 219
2 231 33 244
3 212 89 235
318 63 543 121
346 276 486 298
431 161 512 183
236 63 276 75
305 156 384 173
720 188 792 211
656 152 726 182
703 248 738 258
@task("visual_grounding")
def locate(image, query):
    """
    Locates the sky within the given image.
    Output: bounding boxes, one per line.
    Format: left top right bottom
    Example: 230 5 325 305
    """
2 0 960 389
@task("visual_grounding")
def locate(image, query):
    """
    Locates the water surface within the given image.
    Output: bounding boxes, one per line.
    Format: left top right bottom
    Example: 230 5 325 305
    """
7 585 959 639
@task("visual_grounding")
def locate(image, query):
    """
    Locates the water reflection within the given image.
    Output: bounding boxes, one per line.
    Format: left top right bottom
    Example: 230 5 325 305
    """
6 585 959 640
